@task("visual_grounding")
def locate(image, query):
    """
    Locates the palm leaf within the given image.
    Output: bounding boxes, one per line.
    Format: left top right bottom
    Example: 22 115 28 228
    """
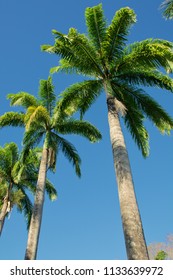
124 109 149 157
25 106 50 130
38 77 56 116
85 4 106 53
160 0 173 19
53 133 81 177
118 39 173 71
125 87 173 133
22 127 45 159
16 187 33 230
103 7 136 62
0 112 25 128
56 119 102 143
45 179 57 201
117 69 173 92
7 92 38 108
56 79 102 119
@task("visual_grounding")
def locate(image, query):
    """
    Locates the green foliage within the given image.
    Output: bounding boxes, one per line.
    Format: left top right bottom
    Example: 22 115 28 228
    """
42 4 173 157
148 234 173 260
155 250 168 260
0 142 57 230
1 77 101 176
160 0 173 19
85 4 106 53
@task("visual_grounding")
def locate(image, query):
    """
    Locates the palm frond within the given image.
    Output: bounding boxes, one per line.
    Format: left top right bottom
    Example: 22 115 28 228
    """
0 112 25 128
25 106 50 130
17 187 33 230
117 69 173 92
118 39 173 71
55 80 102 119
56 119 102 143
54 134 81 177
7 92 38 108
126 87 173 133
43 28 104 77
0 143 19 177
160 0 173 19
112 81 173 135
124 109 149 157
38 77 56 116
22 127 45 159
85 4 106 53
4 142 19 169
45 179 57 201
103 7 136 62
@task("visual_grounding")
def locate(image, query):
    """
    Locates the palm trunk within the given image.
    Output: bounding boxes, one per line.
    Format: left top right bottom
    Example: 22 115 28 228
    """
106 93 149 260
0 193 8 236
0 184 12 236
24 146 49 260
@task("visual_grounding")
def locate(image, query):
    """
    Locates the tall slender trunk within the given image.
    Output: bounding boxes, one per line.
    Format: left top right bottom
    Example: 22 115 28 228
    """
106 92 149 260
0 184 12 236
24 146 49 260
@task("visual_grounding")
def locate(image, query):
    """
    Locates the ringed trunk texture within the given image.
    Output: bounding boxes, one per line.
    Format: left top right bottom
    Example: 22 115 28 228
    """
106 95 149 260
24 147 48 260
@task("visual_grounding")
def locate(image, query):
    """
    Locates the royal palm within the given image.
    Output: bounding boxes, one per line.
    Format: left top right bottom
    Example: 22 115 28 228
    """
0 143 57 236
42 5 173 259
0 77 101 259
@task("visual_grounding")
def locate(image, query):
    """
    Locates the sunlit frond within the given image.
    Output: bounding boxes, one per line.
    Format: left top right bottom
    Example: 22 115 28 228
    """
7 92 38 108
38 77 56 116
118 39 173 71
25 106 50 130
103 7 136 62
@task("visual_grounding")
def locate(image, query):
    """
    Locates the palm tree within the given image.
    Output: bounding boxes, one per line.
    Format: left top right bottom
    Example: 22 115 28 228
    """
0 143 57 236
42 4 173 259
160 0 173 19
0 76 101 259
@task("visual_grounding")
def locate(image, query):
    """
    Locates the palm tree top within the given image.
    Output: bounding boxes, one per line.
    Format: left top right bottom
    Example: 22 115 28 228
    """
0 142 57 229
0 77 102 176
42 4 173 158
160 0 173 19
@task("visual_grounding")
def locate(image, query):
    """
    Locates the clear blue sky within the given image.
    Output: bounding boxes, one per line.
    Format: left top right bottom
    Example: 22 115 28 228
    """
0 0 173 260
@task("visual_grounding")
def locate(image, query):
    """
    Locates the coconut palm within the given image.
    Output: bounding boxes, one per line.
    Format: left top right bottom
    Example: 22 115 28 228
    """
42 4 173 259
161 0 173 19
0 143 57 236
0 76 101 259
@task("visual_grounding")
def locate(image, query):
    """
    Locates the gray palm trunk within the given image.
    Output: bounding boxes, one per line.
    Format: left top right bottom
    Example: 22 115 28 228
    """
0 186 12 236
0 194 8 236
24 146 49 260
106 94 149 260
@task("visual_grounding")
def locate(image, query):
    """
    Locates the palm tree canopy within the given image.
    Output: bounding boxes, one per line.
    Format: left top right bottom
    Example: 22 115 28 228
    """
0 77 102 176
42 4 173 157
161 0 173 19
0 142 57 228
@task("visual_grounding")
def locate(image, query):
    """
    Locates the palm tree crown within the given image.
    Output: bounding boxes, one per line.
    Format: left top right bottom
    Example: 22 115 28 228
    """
43 5 173 157
0 142 57 236
1 77 101 174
